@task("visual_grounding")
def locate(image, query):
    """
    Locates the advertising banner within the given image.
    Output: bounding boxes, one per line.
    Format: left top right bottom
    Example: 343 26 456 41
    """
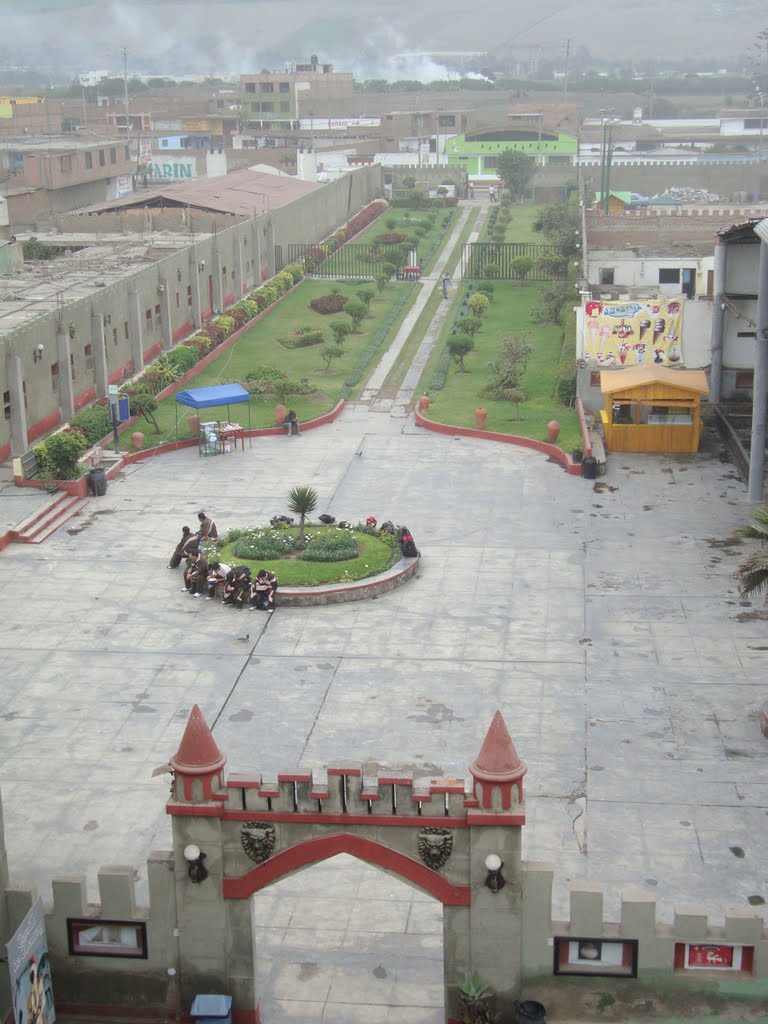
584 297 684 368
6 898 55 1024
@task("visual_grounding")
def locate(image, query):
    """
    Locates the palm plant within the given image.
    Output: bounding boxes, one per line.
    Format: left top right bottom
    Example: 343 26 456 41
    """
286 485 318 541
736 503 768 600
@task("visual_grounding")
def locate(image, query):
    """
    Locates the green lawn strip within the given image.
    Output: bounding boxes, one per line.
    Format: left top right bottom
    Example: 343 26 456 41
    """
418 281 581 451
215 530 395 586
339 207 458 276
123 279 414 448
445 206 480 277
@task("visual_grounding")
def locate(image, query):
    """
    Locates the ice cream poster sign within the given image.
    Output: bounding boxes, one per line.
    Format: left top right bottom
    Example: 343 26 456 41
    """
584 297 684 368
6 897 56 1024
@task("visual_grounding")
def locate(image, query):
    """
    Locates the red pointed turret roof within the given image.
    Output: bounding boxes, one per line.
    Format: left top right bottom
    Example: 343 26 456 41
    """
170 704 226 774
469 711 527 784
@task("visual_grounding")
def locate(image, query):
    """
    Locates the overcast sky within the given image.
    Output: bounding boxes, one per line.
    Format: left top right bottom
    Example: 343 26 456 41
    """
1 0 764 80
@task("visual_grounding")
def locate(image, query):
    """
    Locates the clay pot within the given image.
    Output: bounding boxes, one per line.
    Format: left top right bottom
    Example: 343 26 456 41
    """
274 403 287 425
546 419 561 444
187 414 199 436
416 395 431 412
131 431 145 450
474 407 487 430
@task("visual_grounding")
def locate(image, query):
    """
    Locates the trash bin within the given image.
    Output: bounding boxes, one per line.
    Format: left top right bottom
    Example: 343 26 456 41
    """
88 467 107 496
514 999 547 1024
190 995 232 1024
582 456 598 480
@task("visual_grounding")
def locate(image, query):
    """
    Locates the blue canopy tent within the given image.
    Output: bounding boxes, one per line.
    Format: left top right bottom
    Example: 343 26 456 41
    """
175 384 251 450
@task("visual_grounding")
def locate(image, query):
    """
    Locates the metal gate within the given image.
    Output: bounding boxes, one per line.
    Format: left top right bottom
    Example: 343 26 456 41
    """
460 242 565 281
285 243 416 279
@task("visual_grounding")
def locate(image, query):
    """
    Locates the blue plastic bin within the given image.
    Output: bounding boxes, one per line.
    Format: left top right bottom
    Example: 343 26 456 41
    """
190 994 233 1024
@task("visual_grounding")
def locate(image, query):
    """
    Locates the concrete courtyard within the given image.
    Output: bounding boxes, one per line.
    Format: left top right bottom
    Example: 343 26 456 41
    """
0 400 766 1022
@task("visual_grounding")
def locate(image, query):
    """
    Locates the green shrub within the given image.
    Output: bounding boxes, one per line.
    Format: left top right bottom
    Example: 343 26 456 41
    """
22 236 58 261
468 292 490 318
69 405 112 446
345 299 367 331
283 263 304 285
232 527 303 561
476 282 495 298
300 530 358 562
279 327 325 349
166 345 198 374
35 429 88 480
483 263 500 279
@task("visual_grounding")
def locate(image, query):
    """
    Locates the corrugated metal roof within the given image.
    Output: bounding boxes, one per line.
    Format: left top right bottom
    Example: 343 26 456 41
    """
78 168 323 216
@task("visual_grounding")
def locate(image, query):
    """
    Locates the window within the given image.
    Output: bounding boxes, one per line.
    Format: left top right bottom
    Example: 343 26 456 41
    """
260 82 275 93
175 291 180 309
146 309 152 325
99 149 106 167
674 943 754 974
110 147 117 164
483 156 498 168
154 304 161 319
85 152 93 170
735 371 754 389
161 139 169 147
222 266 227 279
124 146 129 160
279 82 290 93
51 363 60 391
736 330 756 338
112 327 118 347
187 285 192 307
84 344 94 371
259 102 274 113
124 321 129 339
279 102 289 113
67 919 147 960
589 371 601 388
438 114 455 127
659 268 680 284
245 82 256 93
3 390 9 421
70 353 75 377
599 268 614 285
59 155 72 173
554 937 638 978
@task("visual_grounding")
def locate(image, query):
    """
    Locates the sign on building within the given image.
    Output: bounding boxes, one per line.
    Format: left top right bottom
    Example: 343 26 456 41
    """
584 297 685 368
6 897 56 1024
148 159 196 179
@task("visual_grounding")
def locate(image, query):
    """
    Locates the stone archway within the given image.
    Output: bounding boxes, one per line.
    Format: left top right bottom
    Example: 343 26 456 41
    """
165 707 527 1024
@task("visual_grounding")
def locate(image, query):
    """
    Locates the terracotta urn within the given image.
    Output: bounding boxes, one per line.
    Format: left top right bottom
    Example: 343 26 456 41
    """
417 395 431 412
474 407 487 430
546 419 561 444
187 414 199 436
131 431 145 450
274 403 287 425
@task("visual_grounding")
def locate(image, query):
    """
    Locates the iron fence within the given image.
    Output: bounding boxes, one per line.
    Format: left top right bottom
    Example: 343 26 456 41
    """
284 243 416 279
460 242 566 281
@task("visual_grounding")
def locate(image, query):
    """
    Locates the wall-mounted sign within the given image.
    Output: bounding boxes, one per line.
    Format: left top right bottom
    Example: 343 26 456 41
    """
583 297 685 368
67 919 148 959
674 943 754 973
554 936 638 977
148 159 195 179
6 898 56 1024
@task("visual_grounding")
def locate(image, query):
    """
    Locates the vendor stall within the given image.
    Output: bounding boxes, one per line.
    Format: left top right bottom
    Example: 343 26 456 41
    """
599 366 709 453
175 384 251 455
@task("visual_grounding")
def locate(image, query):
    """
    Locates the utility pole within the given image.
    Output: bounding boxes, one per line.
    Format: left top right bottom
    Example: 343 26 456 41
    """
122 46 130 143
562 38 571 107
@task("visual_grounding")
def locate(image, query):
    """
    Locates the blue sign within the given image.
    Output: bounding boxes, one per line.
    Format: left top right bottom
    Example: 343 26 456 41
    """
6 898 55 1024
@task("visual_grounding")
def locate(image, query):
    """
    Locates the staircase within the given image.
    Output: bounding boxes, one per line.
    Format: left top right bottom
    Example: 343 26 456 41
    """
9 491 89 544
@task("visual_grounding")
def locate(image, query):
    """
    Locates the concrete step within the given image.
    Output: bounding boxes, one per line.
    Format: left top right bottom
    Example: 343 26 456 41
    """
11 491 70 537
13 495 89 544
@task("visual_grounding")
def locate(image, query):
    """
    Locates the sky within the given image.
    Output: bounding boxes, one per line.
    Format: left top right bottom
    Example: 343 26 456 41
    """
0 0 765 81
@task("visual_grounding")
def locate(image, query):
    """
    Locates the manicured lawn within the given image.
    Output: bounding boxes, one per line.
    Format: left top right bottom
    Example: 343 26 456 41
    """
213 529 396 586
479 202 544 244
125 278 415 448
338 206 458 274
420 281 581 451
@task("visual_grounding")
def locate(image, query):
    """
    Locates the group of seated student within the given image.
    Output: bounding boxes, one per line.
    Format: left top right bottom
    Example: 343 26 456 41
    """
168 513 218 568
180 553 278 611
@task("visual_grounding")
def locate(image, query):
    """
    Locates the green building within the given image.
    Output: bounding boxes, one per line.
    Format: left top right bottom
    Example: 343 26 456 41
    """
446 125 578 179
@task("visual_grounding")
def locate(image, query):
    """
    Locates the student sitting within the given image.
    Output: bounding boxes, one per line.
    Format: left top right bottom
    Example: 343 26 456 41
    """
206 561 231 599
169 526 195 568
250 569 278 610
223 566 251 608
196 511 218 549
183 552 209 596
284 410 301 436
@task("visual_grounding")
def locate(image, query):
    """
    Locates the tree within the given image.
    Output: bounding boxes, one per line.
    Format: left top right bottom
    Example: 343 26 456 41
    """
496 149 535 201
344 299 367 332
286 485 318 541
735 504 768 601
510 255 533 282
130 391 160 432
447 334 474 373
357 287 375 310
330 320 352 346
455 315 483 338
320 344 344 372
484 334 533 413
468 292 489 319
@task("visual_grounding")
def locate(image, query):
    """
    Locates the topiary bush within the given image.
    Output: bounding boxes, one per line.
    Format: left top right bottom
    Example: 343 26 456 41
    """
69 405 112 446
300 530 358 562
310 294 349 315
279 326 325 349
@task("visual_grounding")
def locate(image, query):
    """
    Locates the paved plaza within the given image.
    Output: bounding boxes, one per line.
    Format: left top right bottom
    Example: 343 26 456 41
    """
0 398 766 1021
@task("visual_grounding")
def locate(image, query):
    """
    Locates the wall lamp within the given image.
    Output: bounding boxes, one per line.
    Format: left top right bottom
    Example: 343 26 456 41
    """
33 343 44 363
199 260 205 272
184 844 208 883
103 313 112 326
158 282 166 294
68 323 76 339
177 268 183 282
484 854 505 893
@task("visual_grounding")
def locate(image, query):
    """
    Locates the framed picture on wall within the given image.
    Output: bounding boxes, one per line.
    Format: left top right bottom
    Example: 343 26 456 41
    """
553 936 638 977
67 919 148 959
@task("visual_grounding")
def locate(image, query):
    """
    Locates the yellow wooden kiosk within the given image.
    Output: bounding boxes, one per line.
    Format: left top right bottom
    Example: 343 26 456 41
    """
599 366 709 453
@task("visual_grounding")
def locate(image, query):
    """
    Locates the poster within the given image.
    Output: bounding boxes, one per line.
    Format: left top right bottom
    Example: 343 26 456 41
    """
584 297 684 368
6 898 55 1024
